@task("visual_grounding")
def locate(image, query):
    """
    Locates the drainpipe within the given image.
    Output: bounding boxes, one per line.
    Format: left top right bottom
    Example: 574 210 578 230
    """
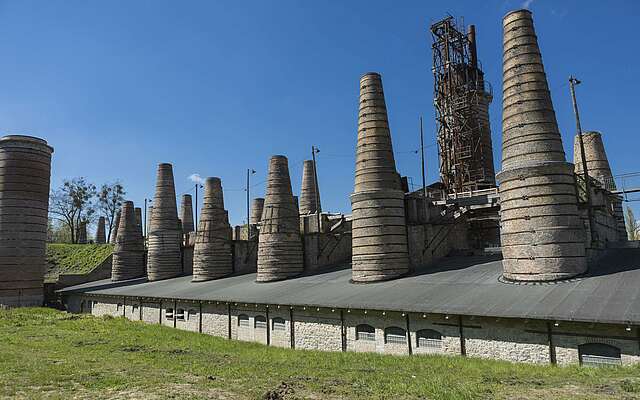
173 299 177 328
227 303 232 340
199 301 203 333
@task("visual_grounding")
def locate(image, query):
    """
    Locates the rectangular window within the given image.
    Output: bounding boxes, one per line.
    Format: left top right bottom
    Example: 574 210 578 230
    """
166 308 174 320
255 319 267 329
176 309 185 321
357 331 375 341
581 355 622 367
273 319 286 331
418 337 443 351
385 334 406 345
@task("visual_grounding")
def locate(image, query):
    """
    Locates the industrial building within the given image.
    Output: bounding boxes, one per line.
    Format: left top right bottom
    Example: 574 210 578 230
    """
0 10 638 367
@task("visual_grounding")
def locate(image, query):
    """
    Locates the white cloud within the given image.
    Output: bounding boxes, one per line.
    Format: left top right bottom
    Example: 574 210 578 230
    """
188 173 204 184
522 0 534 8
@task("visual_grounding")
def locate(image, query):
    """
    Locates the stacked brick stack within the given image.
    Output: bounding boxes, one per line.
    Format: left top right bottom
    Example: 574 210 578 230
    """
77 220 87 244
573 131 627 241
299 160 321 214
147 163 183 281
109 210 121 244
192 177 233 281
257 155 303 282
180 194 195 234
134 207 143 237
351 73 409 283
111 201 145 281
0 135 53 307
250 198 265 225
95 216 106 244
497 10 586 281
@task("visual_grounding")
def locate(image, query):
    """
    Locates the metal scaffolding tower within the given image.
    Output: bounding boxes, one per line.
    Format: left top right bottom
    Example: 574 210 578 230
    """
431 16 495 194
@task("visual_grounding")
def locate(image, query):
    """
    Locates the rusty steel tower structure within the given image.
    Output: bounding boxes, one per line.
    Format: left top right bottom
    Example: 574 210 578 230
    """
431 16 495 194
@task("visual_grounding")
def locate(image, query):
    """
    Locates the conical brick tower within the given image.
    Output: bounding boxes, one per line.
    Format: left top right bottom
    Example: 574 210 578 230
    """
299 160 321 214
257 155 303 282
77 220 87 244
134 207 143 238
351 72 409 282
110 210 121 244
573 131 627 241
146 163 183 281
111 201 145 281
497 10 586 281
0 135 53 307
180 194 195 234
95 217 106 244
192 177 233 281
250 198 265 225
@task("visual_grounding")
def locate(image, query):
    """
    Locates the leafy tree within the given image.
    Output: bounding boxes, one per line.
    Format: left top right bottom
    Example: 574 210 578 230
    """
98 182 126 241
626 207 640 241
49 177 97 243
47 218 72 243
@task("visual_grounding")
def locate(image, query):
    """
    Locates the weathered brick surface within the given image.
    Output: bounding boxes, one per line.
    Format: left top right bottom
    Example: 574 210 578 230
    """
201 303 228 338
294 310 341 351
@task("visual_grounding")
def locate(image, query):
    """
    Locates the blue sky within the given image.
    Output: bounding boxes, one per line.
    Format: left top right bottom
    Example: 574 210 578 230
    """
0 0 638 227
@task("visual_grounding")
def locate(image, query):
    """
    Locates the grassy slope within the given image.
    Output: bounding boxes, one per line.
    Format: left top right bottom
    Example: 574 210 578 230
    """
1 309 640 400
45 244 113 282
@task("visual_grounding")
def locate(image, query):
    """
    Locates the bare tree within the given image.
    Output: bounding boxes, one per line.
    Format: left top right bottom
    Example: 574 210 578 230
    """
49 177 97 243
627 207 640 241
98 182 126 241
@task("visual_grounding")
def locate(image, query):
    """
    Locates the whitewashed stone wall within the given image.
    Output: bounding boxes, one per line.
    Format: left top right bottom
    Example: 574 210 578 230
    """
64 294 640 366
464 319 550 364
201 303 228 338
269 307 292 348
124 300 141 321
141 302 161 324
409 314 461 356
294 309 342 351
175 301 200 332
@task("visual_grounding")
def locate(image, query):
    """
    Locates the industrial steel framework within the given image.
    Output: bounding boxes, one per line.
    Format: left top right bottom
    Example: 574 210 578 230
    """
431 16 495 194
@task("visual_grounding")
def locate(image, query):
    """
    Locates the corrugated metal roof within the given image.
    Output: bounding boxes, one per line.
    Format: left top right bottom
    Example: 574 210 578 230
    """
59 249 640 325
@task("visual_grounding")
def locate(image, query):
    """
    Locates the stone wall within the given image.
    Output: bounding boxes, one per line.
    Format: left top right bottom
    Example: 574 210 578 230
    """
64 294 640 366
232 240 258 274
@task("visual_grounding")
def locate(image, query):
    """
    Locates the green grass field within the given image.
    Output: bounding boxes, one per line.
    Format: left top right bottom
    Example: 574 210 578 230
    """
45 243 113 283
1 308 640 399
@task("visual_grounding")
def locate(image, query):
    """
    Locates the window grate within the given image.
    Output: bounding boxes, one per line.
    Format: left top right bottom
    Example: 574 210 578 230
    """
255 317 267 329
176 309 185 321
418 337 443 351
385 334 406 345
238 315 250 327
165 308 174 320
357 331 375 341
273 318 286 331
581 355 622 367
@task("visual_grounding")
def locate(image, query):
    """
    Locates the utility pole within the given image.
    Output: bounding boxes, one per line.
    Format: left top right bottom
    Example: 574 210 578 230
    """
420 116 427 198
311 146 321 232
246 168 256 239
144 198 152 240
569 75 596 244
420 116 428 222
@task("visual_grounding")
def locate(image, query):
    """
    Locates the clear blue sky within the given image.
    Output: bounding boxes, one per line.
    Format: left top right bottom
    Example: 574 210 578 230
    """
0 0 638 227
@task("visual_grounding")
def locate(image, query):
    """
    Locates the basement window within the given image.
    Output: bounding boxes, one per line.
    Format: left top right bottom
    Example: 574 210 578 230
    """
255 315 267 329
579 343 622 367
117 303 123 311
165 308 174 320
416 329 443 352
187 309 196 321
176 309 185 321
356 324 375 341
238 314 250 327
384 327 407 345
272 317 286 331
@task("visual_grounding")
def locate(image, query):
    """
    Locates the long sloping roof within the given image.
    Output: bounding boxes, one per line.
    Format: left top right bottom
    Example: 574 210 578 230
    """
59 248 640 325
